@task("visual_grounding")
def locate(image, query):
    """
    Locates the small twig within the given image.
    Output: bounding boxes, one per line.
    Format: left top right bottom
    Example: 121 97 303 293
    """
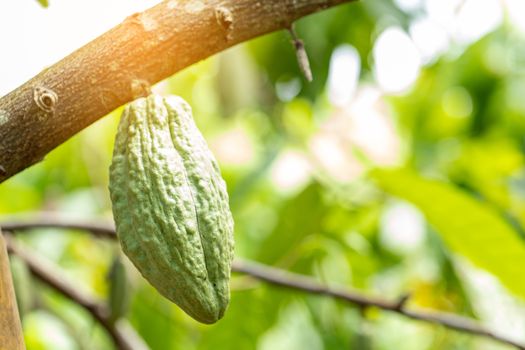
3 234 147 350
393 292 411 311
2 218 525 350
288 25 313 82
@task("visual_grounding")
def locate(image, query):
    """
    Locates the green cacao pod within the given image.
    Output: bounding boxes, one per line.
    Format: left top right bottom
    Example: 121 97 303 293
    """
109 94 234 324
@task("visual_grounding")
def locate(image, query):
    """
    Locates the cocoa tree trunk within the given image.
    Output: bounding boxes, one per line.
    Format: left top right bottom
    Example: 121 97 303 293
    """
0 230 25 350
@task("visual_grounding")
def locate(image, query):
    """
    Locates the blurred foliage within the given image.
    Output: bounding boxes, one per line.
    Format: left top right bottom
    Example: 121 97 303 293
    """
5 0 525 349
35 0 49 8
373 168 525 298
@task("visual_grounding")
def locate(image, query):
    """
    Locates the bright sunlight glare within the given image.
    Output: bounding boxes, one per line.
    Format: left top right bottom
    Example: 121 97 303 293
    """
505 0 525 34
0 0 161 96
373 27 421 93
409 16 449 64
327 44 361 107
380 202 426 255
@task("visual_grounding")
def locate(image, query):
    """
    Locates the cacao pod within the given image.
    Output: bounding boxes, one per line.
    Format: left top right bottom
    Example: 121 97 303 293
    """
109 94 234 324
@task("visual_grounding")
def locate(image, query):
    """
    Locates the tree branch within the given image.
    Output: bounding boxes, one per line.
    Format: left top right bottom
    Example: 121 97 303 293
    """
0 0 355 183
2 217 525 349
3 234 148 350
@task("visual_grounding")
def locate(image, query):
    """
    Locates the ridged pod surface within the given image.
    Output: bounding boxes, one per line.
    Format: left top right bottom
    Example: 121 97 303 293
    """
109 95 234 324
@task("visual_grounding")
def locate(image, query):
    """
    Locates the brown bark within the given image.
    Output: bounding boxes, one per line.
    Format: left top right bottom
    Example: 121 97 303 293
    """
0 0 356 183
0 231 25 350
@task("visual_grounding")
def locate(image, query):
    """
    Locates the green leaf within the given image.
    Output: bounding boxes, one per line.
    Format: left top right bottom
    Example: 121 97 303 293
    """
36 0 49 8
372 168 525 298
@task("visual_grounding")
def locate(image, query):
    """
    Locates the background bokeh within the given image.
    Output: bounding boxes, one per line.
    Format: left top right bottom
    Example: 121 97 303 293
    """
2 0 525 349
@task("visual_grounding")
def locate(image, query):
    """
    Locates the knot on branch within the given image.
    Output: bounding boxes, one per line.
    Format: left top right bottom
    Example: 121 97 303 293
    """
130 79 152 99
393 293 411 311
33 87 58 114
215 6 234 41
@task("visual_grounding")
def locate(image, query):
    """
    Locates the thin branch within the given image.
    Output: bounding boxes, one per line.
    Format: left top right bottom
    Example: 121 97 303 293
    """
3 234 148 350
1 215 116 240
0 0 355 183
232 259 525 350
2 218 525 350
